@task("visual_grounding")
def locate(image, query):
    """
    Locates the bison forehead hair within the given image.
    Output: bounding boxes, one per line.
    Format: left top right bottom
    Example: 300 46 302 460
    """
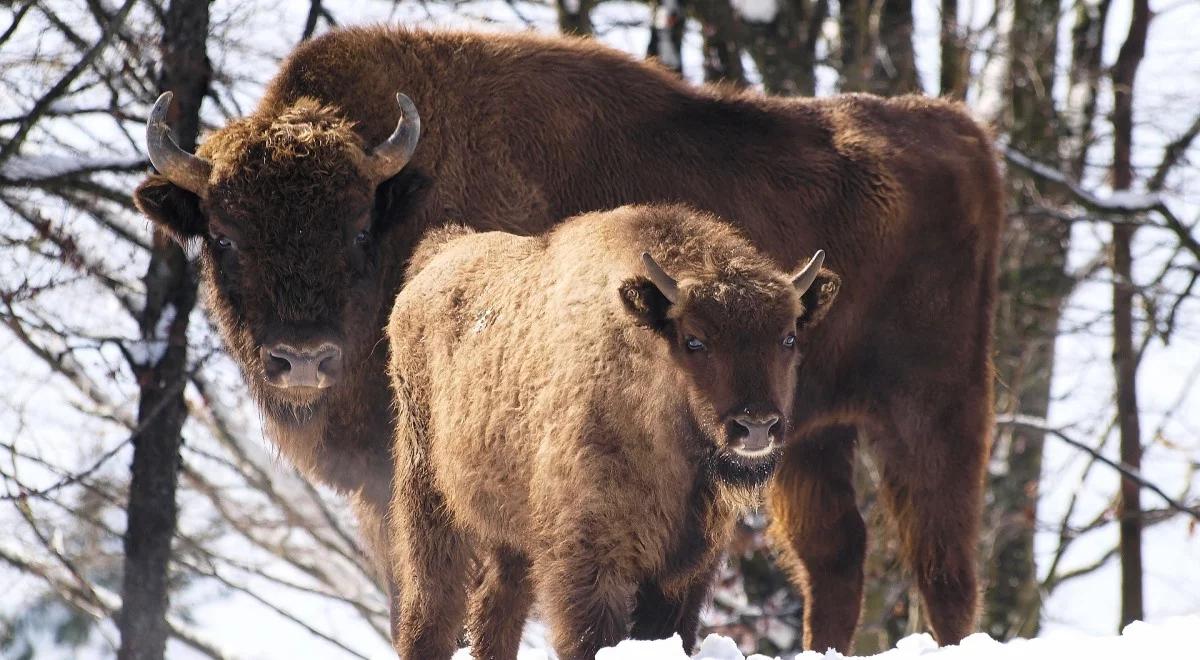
203 98 367 178
630 206 801 329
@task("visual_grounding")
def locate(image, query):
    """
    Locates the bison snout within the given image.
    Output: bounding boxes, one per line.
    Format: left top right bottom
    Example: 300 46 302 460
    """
262 343 343 389
732 414 781 457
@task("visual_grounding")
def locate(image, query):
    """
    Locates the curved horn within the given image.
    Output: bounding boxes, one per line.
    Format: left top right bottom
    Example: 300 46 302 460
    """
792 250 826 295
365 93 421 183
641 252 680 304
145 92 211 197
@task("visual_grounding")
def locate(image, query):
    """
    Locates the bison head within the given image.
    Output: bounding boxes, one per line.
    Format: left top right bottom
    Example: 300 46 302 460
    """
133 92 423 414
620 249 839 486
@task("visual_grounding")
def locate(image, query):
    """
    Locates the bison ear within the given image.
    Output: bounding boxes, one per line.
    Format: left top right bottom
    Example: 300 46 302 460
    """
797 268 841 332
134 174 206 245
619 276 673 331
373 167 431 235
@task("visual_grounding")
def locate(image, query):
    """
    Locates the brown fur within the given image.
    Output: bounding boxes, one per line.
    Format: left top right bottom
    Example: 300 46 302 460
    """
133 26 1003 651
387 205 838 660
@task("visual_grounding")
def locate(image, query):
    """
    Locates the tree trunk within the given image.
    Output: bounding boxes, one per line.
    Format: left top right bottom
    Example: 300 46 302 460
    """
871 0 920 95
1111 0 1150 630
115 0 208 657
742 0 828 96
939 0 965 98
838 0 870 92
1066 0 1113 177
647 0 687 74
984 0 1066 640
691 0 748 85
555 0 594 36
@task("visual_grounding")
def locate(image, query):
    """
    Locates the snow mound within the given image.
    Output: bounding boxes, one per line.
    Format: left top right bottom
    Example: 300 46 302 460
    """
457 616 1200 659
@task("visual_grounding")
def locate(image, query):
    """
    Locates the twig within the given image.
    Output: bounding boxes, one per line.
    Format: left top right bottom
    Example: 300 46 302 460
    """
997 414 1200 521
0 0 140 167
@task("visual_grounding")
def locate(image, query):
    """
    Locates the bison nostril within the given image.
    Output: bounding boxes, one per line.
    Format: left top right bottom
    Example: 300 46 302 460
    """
316 346 342 377
735 414 780 432
263 348 293 379
261 343 343 389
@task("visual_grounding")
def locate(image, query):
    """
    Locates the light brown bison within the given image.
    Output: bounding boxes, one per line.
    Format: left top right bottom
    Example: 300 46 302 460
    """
387 205 839 660
135 27 1002 651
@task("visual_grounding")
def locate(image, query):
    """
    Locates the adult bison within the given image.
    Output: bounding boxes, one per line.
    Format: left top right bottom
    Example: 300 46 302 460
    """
135 27 1002 652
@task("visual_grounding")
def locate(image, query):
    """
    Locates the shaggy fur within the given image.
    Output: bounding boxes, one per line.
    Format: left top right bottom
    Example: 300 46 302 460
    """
133 26 1003 651
387 205 838 660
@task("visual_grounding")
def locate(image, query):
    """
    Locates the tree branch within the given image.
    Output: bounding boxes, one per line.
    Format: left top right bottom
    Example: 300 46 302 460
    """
997 414 1200 521
0 0 140 167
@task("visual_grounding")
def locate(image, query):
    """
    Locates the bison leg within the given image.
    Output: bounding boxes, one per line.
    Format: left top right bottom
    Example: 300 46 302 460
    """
390 485 470 659
629 570 712 652
768 425 865 653
535 548 635 660
467 546 533 660
870 399 987 646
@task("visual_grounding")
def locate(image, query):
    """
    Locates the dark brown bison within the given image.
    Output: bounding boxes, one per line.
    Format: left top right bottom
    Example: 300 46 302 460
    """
135 27 1003 652
387 205 839 660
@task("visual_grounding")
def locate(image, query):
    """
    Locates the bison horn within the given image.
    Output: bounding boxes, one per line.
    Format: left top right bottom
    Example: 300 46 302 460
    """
145 92 212 197
641 252 680 304
792 250 826 295
365 92 421 183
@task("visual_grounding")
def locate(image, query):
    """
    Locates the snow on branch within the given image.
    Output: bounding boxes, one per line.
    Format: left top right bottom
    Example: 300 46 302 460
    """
1001 143 1200 263
1000 144 1162 212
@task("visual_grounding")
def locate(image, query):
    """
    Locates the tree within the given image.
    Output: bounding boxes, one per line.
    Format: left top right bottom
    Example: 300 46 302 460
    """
115 0 209 656
1109 0 1150 629
984 0 1071 639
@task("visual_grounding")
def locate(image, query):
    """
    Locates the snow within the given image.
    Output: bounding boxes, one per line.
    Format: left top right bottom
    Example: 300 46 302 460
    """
450 617 1200 660
730 0 778 24
123 302 175 366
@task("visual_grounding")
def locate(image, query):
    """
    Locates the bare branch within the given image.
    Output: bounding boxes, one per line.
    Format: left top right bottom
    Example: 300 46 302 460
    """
0 0 140 167
997 414 1200 521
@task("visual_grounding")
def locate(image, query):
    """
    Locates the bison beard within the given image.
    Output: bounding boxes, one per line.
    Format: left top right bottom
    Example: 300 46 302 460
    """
134 26 1003 654
708 446 781 489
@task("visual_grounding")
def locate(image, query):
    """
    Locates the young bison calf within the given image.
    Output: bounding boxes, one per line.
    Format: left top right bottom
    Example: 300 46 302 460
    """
386 205 840 660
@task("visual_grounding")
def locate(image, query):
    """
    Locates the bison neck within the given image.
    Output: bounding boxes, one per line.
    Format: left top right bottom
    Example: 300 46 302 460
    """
258 363 396 574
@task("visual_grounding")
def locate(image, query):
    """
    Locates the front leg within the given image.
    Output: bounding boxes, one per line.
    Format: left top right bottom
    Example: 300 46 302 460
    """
535 544 636 660
630 570 713 653
468 546 533 660
389 465 470 659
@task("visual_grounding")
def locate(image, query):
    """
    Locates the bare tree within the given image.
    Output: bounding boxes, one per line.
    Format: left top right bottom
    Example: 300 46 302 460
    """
1109 0 1150 629
115 0 209 656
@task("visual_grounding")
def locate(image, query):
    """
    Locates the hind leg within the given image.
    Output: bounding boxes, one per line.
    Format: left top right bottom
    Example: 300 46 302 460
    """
869 395 988 645
768 425 865 653
468 546 533 660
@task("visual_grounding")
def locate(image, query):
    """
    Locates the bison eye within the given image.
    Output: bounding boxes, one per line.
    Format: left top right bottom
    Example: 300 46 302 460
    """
685 336 706 352
213 234 235 250
354 230 370 246
782 334 796 348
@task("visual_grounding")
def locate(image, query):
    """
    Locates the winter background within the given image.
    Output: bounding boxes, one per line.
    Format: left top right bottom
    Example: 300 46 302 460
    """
1 0 1198 658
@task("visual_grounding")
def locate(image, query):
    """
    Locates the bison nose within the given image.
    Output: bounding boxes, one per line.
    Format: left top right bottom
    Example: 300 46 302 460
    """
732 414 781 457
262 343 343 389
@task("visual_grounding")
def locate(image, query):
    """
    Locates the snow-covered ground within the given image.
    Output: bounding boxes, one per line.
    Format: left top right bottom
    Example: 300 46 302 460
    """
450 616 1200 659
